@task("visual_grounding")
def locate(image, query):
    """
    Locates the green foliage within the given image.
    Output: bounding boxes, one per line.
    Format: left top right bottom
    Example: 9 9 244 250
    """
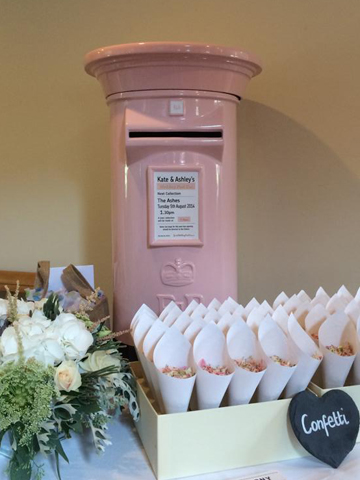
42 293 61 321
0 359 56 447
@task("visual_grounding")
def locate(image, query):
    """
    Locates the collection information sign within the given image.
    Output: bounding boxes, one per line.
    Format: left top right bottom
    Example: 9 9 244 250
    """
153 171 199 242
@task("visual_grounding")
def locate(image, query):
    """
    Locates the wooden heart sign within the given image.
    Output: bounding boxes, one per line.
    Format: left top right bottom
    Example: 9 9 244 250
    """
289 390 359 468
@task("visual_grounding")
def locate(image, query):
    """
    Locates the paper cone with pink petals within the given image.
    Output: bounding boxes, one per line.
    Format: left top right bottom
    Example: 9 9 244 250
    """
233 304 246 321
193 323 234 409
293 302 311 329
345 299 360 324
217 312 237 335
130 304 157 331
227 297 240 311
133 314 154 353
191 303 208 319
326 294 348 314
163 304 182 326
153 327 196 414
142 320 168 413
227 321 266 405
159 301 177 321
258 301 273 316
184 299 199 316
218 299 236 316
244 298 260 318
247 307 266 336
318 312 357 388
257 315 297 402
304 304 328 345
283 314 322 398
273 292 289 310
311 294 329 308
297 290 311 303
338 285 353 303
272 305 289 335
207 298 221 310
143 319 168 361
283 294 302 315
172 312 193 333
144 358 166 412
184 318 206 344
203 308 221 323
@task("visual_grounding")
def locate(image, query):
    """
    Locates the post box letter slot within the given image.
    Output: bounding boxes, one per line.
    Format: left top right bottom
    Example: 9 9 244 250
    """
129 131 222 138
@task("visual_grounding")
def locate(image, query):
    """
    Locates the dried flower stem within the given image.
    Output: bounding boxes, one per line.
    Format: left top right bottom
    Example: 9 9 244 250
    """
13 321 25 363
86 288 100 305
98 329 130 341
89 316 110 332
5 281 20 323
78 288 101 316
5 282 24 362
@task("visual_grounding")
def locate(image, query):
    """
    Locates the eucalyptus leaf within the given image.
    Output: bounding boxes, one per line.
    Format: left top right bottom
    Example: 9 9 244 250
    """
43 293 61 320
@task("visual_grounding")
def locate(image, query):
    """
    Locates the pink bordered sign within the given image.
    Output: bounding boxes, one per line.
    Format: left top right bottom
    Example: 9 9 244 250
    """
147 166 203 247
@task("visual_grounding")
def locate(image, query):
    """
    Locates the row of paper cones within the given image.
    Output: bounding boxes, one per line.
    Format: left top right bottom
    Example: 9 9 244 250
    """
131 285 360 414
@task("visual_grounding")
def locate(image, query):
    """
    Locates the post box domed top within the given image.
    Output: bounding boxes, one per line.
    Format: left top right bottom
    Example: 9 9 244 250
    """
84 42 262 100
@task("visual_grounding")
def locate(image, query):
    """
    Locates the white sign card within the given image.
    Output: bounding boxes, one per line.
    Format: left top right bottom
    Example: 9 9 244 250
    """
153 171 199 242
235 471 286 480
48 265 95 292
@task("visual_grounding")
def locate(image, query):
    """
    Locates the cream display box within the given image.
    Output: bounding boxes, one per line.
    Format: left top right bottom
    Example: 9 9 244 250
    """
131 362 308 480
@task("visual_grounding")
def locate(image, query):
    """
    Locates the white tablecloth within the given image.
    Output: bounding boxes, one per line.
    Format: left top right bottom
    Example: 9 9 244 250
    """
1 414 360 480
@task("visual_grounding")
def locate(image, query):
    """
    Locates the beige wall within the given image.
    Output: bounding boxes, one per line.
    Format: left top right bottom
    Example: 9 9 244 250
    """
1 0 359 306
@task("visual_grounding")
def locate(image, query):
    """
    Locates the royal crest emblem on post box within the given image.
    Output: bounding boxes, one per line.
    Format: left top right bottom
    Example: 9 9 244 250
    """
160 258 195 287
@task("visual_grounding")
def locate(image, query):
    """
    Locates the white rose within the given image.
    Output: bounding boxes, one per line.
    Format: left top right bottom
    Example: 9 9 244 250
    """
81 350 121 385
81 350 120 372
57 320 93 360
55 360 82 391
0 299 8 316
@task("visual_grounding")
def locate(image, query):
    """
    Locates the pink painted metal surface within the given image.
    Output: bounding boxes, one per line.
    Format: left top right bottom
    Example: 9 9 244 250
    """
84 43 262 344
84 42 262 99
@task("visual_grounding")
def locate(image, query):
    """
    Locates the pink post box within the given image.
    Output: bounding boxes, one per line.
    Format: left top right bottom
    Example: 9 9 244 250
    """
84 42 261 343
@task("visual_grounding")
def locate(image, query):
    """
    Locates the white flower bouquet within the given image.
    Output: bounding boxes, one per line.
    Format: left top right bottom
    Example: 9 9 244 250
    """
0 285 139 480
